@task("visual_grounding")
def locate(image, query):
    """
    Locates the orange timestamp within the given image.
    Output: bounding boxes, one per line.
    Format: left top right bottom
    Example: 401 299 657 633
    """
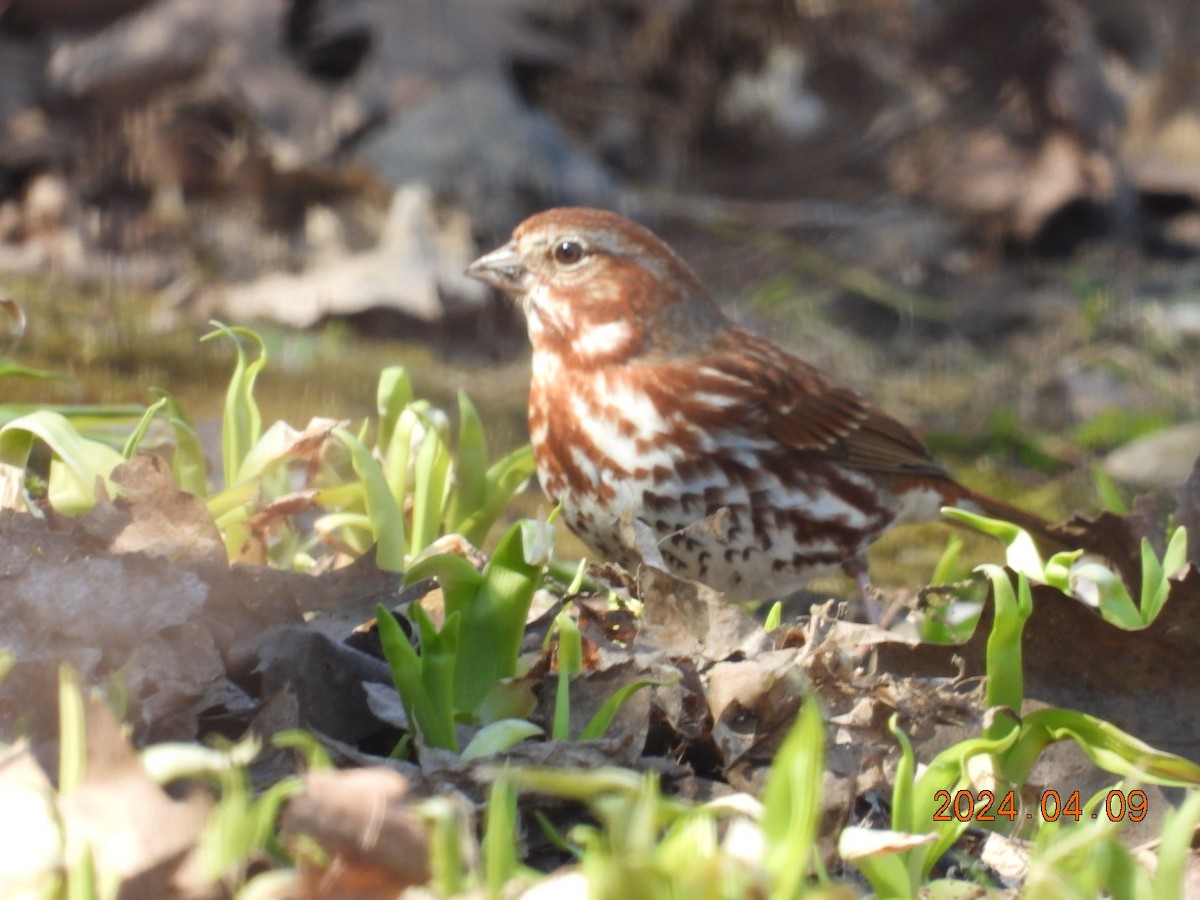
932 789 1148 823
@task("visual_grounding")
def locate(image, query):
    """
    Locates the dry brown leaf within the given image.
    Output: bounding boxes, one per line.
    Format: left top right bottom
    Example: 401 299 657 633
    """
256 627 395 748
978 831 1030 889
281 767 430 898
637 568 768 661
100 454 226 567
839 825 937 859
0 743 60 895
532 660 663 750
0 490 404 759
58 695 211 896
706 649 807 791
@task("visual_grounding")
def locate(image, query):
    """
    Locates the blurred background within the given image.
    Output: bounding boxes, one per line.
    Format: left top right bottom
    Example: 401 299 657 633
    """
2 0 1199 551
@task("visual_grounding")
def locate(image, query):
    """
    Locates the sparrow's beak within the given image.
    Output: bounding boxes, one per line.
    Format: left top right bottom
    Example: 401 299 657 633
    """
465 241 533 294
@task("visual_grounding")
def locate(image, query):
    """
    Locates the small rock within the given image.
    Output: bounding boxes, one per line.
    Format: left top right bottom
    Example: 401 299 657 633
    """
1103 422 1200 488
355 76 616 233
22 172 71 231
1144 300 1200 342
717 45 826 139
45 0 219 105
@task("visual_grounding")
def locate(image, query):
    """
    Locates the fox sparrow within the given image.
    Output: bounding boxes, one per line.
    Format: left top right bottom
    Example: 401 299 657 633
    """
466 207 1049 603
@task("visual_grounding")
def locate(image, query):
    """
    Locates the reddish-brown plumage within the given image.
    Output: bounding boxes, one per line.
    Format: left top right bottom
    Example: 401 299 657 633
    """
467 207 1047 602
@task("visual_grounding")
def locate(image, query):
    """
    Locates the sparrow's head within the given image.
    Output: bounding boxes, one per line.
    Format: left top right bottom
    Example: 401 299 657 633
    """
466 207 725 363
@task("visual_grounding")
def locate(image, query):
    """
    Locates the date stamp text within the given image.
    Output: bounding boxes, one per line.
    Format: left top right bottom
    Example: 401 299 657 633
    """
932 789 1148 823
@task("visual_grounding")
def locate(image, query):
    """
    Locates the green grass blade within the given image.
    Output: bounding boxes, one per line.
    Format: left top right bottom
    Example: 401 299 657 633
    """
930 535 965 585
213 506 252 562
520 518 555 567
226 423 287 486
977 566 1032 730
65 845 99 900
422 798 468 896
888 715 916 833
1139 538 1164 626
762 698 824 900
0 360 60 380
532 810 581 858
375 604 457 751
375 366 412 455
407 521 547 720
565 557 589 594
1013 708 1200 787
1096 836 1152 899
458 444 537 547
0 410 124 512
197 771 301 883
1042 548 1084 593
943 507 1045 582
552 611 583 741
1141 528 1187 626
152 391 209 497
451 521 548 716
0 404 146 430
475 680 538 726
140 738 259 785
335 428 407 572
553 667 572 744
58 666 86 794
383 405 420 512
270 730 333 770
1142 528 1186 625
1092 463 1128 514
206 479 260 522
409 417 452 554
121 397 167 459
911 729 1021 876
1022 806 1136 898
462 720 543 761
405 553 485 614
483 775 520 900
1070 562 1141 629
201 322 265 488
559 614 583 676
447 391 488 533
410 604 461 746
506 766 644 801
1162 526 1188 579
580 678 676 741
1153 789 1200 899
838 828 920 899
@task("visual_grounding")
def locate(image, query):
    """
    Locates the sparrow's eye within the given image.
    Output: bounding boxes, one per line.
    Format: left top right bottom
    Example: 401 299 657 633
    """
552 239 586 266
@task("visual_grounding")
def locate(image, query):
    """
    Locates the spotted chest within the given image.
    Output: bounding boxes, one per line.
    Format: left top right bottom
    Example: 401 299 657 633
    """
527 361 901 600
529 365 674 563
